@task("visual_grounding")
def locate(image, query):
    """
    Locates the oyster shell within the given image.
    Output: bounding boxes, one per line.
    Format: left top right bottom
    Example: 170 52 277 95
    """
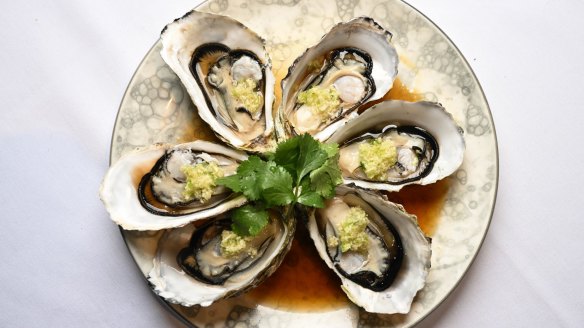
99 141 248 231
330 101 465 191
148 208 295 307
277 17 398 141
307 185 431 314
160 10 276 152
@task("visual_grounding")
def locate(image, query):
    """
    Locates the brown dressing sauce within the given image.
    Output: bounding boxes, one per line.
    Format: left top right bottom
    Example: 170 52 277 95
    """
131 162 156 188
247 222 349 311
248 79 448 311
384 178 450 236
131 161 171 211
190 109 220 143
139 64 448 310
359 79 422 113
249 180 448 311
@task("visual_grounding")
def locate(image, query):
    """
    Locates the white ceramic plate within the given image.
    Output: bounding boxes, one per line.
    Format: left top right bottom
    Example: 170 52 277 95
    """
110 0 498 326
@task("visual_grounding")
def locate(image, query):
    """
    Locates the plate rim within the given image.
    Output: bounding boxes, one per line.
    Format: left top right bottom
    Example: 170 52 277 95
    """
395 1 499 326
108 0 500 326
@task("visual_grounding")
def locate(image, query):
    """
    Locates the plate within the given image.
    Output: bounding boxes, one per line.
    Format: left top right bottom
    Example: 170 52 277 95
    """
110 0 498 326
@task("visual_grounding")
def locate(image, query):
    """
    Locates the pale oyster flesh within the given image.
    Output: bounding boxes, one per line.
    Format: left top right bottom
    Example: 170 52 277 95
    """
308 186 431 314
315 195 404 291
277 17 399 142
191 45 266 141
288 48 375 136
99 141 247 231
338 125 438 184
329 101 465 192
144 147 237 209
160 10 276 152
178 215 282 285
148 209 296 307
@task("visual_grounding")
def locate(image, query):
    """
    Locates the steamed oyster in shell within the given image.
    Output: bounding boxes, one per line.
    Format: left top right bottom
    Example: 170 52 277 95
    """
307 185 431 314
148 208 295 307
160 10 276 152
330 101 465 192
277 17 398 141
99 141 247 231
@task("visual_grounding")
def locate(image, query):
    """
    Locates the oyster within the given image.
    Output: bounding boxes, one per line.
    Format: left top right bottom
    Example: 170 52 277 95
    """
331 101 465 191
277 17 398 141
148 209 295 307
160 10 276 152
307 185 431 314
99 141 248 230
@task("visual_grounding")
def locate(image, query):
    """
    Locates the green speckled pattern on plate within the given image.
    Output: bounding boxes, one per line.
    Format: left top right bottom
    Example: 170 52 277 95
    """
110 0 497 326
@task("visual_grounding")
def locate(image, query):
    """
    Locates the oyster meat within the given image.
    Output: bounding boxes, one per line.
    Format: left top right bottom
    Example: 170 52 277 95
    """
330 101 465 191
99 141 248 230
148 208 295 307
307 186 431 314
160 10 276 152
277 17 398 141
103 10 468 316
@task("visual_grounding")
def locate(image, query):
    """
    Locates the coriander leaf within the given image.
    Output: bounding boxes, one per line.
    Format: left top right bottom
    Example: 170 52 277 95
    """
298 175 312 193
273 137 300 178
263 187 295 207
231 204 269 236
263 151 276 162
297 190 325 208
320 142 339 158
218 135 341 222
309 157 343 198
258 162 295 206
239 173 263 200
309 170 333 198
218 155 269 201
296 134 328 181
237 155 265 176
259 162 294 190
216 174 242 192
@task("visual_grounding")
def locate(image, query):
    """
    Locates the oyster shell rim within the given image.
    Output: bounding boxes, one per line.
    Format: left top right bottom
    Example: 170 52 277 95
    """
147 207 297 307
100 140 249 231
306 185 432 314
106 0 499 325
329 100 466 192
159 9 277 153
276 16 399 142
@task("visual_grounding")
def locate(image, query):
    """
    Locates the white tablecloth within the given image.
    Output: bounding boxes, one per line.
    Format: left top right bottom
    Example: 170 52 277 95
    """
1 0 583 326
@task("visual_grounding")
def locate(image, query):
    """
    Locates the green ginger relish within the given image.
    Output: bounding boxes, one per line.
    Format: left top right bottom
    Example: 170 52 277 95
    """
231 78 262 115
358 139 397 180
181 162 224 202
331 206 370 253
220 230 257 258
297 85 341 121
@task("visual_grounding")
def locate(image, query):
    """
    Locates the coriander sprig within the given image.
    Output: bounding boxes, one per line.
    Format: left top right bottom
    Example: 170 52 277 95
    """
216 134 343 236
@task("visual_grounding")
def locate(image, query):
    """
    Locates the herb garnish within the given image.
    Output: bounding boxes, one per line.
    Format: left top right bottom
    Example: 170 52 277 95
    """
217 134 343 236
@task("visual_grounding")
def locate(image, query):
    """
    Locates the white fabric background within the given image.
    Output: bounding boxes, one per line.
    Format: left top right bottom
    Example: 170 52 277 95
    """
1 0 582 327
